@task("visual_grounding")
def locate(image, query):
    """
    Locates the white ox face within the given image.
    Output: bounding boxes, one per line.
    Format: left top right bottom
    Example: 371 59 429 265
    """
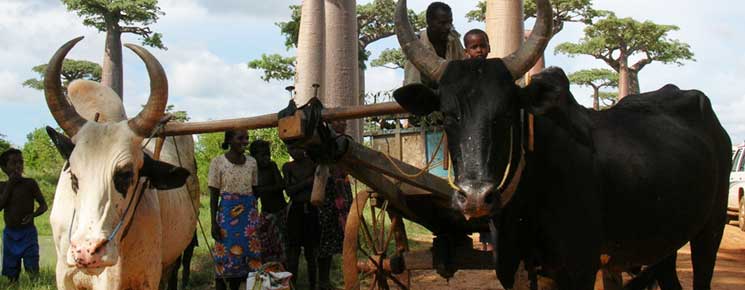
44 37 189 271
61 123 142 269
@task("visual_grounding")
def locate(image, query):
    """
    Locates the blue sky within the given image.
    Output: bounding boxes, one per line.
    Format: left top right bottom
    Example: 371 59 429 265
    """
1 0 744 146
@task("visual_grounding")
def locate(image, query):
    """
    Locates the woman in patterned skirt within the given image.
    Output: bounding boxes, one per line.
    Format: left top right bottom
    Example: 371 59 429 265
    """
209 130 262 290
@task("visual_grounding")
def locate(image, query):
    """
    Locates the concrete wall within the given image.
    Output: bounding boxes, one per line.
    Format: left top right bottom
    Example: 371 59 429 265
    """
369 129 427 170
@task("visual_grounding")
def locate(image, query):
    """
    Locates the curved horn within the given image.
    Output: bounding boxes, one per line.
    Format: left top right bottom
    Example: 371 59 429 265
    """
395 0 449 82
502 0 553 80
125 44 168 137
45 37 87 137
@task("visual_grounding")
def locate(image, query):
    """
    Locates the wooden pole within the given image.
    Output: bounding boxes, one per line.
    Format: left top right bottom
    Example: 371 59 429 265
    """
160 102 406 136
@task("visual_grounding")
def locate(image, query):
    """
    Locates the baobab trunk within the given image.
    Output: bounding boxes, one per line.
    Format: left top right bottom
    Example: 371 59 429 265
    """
618 55 630 100
628 69 640 96
485 0 524 58
102 23 124 98
325 0 360 139
294 0 326 106
592 87 600 111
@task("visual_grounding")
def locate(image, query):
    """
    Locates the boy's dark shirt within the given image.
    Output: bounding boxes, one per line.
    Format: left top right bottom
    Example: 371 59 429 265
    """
255 161 287 213
282 160 315 204
0 178 43 229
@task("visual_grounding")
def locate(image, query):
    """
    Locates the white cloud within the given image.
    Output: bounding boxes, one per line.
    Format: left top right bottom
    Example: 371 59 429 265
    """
119 47 292 124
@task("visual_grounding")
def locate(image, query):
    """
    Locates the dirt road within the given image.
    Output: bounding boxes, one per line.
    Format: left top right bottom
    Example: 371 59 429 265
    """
408 224 745 290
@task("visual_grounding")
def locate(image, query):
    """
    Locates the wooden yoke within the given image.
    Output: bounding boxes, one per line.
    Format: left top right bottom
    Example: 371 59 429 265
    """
159 102 406 136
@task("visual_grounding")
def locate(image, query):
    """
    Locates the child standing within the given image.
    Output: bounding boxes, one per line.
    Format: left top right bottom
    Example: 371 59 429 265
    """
282 148 319 289
0 148 47 282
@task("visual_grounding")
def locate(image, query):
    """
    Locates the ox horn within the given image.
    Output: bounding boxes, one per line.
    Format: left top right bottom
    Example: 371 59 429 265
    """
125 44 168 137
395 0 449 82
502 0 553 80
45 37 87 137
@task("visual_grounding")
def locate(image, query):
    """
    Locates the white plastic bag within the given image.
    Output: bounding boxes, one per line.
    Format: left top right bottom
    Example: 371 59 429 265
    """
246 264 292 290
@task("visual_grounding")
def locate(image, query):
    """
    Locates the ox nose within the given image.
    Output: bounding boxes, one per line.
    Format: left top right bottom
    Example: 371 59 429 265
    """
70 238 109 268
454 182 498 219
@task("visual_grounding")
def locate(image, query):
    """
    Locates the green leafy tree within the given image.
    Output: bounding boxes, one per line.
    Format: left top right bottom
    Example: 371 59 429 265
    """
61 0 166 98
195 132 223 193
22 59 102 92
22 128 65 179
568 68 618 110
0 134 10 153
555 14 694 97
248 54 297 82
370 48 407 70
466 0 608 36
21 128 66 199
249 129 290 167
598 91 618 109
248 0 425 82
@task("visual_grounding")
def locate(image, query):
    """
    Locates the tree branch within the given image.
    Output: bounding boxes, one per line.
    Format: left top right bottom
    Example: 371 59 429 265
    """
120 26 151 36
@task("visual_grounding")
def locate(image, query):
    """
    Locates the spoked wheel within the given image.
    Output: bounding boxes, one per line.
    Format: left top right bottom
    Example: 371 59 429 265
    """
343 190 411 290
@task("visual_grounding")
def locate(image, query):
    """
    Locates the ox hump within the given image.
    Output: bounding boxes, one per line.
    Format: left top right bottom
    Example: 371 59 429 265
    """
68 80 127 123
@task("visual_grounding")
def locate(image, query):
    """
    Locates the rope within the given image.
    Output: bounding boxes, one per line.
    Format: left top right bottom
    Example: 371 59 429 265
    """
382 131 446 179
446 126 514 192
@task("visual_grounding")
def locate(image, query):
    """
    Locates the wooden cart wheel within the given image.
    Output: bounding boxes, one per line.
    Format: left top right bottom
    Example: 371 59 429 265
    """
343 190 411 290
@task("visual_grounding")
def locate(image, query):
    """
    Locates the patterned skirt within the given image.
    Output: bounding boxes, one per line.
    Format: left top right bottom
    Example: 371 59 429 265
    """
258 206 287 263
214 192 262 278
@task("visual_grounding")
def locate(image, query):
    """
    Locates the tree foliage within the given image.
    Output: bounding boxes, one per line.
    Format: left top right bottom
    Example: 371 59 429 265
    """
569 68 618 88
20 128 66 200
568 68 618 110
249 0 425 82
247 54 297 82
22 128 65 179
166 104 190 122
370 49 407 70
466 0 608 35
598 91 618 109
61 0 166 49
22 59 102 91
555 14 694 95
0 134 11 154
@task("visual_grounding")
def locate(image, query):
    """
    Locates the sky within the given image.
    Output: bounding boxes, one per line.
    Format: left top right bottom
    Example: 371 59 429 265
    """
1 0 744 146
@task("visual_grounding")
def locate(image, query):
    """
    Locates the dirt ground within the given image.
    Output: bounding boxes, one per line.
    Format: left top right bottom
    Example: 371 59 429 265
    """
407 224 745 290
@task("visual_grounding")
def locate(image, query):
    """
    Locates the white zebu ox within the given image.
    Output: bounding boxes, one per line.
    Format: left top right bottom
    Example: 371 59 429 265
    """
45 37 199 290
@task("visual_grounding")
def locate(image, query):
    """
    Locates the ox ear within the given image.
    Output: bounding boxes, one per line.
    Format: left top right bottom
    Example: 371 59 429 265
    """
393 84 440 116
141 154 190 190
46 126 75 161
520 67 571 115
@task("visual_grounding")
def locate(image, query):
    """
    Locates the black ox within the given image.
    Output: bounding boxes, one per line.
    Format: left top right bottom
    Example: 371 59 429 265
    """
393 0 731 289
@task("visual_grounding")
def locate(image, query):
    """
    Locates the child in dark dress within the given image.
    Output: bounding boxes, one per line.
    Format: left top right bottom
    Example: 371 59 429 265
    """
250 140 288 263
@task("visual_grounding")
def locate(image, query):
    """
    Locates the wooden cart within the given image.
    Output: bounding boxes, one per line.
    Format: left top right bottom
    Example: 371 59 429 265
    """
161 101 499 290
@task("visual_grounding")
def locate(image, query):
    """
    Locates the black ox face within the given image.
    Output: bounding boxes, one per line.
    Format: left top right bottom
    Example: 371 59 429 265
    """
394 59 522 218
393 0 554 218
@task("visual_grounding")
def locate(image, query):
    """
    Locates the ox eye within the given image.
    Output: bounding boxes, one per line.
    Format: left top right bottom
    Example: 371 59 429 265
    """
113 170 134 196
70 173 79 194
